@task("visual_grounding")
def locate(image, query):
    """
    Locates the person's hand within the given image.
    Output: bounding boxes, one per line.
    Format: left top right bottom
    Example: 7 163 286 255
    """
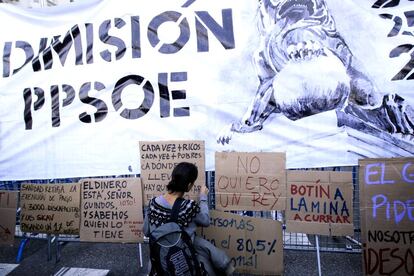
200 185 209 196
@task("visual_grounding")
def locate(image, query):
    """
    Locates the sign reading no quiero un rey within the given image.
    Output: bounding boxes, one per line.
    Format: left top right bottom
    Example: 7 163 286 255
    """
215 152 286 211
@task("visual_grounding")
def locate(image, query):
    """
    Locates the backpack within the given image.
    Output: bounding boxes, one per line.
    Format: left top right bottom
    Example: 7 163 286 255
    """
149 197 205 276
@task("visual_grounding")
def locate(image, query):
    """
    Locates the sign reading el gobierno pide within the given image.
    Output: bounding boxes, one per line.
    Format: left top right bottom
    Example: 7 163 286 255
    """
360 157 414 276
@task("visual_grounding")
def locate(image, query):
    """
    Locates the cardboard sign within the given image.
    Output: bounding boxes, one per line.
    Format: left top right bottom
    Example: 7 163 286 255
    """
140 140 205 204
20 183 80 234
359 158 414 276
215 152 286 211
0 191 18 245
286 170 353 236
80 178 144 243
198 210 283 275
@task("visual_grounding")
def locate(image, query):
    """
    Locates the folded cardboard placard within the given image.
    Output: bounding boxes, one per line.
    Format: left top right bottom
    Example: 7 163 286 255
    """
286 170 353 236
359 157 413 276
215 152 286 211
198 210 283 275
140 140 205 204
0 191 18 245
80 177 144 243
20 183 80 235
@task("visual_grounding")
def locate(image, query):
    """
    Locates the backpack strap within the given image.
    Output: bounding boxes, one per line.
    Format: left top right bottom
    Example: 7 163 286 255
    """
169 197 204 276
170 197 185 223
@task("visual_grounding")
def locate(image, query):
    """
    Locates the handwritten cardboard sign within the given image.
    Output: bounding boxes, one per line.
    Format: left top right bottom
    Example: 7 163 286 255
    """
140 140 205 204
215 152 286 211
80 178 144 243
198 210 283 275
359 157 414 276
20 183 80 234
286 171 353 236
0 191 18 245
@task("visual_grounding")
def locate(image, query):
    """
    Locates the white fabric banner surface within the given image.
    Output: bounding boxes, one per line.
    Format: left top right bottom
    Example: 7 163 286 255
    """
0 0 413 180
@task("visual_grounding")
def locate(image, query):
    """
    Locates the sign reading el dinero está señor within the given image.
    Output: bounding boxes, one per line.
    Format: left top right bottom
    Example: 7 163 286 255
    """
80 178 144 243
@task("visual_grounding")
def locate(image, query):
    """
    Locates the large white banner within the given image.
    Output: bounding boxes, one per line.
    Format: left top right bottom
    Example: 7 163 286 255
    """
0 0 413 180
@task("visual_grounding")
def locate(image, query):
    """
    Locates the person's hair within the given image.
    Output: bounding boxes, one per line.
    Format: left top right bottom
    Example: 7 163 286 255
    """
166 162 198 193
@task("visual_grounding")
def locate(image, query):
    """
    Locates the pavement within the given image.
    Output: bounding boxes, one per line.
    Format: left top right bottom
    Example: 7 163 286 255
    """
0 237 362 276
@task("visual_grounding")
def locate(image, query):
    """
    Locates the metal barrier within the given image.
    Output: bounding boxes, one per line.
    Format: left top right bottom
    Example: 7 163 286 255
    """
0 166 362 263
207 167 362 254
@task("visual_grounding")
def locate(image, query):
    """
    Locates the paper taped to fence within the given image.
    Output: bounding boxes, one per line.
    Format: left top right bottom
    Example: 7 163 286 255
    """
140 140 205 204
198 210 283 275
80 178 144 243
286 170 353 236
20 183 80 235
0 191 18 245
215 152 286 211
359 157 414 276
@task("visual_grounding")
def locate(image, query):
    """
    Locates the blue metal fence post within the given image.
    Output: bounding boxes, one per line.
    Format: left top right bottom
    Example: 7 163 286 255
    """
16 237 29 263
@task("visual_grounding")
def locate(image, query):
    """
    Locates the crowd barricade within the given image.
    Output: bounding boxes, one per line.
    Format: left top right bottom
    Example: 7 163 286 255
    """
0 167 361 264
